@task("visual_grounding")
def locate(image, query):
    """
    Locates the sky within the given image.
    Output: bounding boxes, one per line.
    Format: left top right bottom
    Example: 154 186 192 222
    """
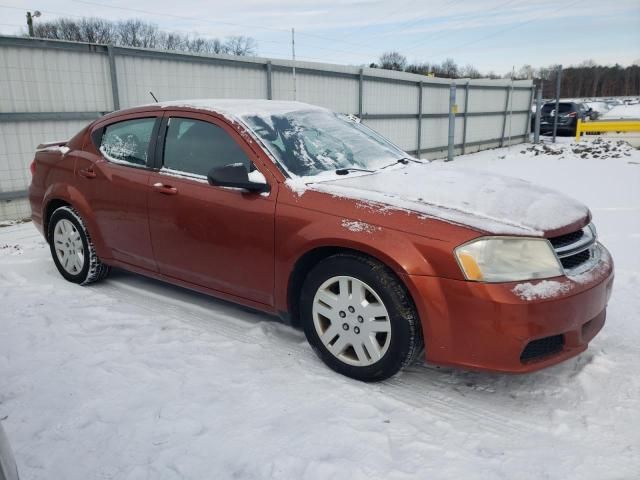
0 0 639 73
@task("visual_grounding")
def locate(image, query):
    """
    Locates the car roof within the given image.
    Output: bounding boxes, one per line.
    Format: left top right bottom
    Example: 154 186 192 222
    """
108 99 328 122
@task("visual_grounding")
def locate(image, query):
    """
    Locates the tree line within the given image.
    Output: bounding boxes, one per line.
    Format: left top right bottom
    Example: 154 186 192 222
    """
25 18 640 97
30 17 258 56
535 62 640 98
373 51 639 97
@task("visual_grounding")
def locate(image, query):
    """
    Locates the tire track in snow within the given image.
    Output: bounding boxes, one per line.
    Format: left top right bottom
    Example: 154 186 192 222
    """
94 270 544 438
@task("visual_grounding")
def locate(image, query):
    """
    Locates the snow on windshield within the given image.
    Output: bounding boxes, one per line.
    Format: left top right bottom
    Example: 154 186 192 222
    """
241 109 406 177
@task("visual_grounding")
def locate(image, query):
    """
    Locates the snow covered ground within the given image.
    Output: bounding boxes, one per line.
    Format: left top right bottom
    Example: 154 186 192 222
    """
602 103 640 119
1 139 640 480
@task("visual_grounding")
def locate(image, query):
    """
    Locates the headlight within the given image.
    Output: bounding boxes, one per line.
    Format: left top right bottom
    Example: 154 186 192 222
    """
454 237 563 282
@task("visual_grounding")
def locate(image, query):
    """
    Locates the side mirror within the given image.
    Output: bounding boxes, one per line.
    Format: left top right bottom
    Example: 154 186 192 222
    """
207 164 270 193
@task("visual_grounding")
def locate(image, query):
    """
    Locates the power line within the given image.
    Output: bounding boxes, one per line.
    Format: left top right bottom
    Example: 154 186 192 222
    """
72 0 290 34
415 0 582 61
401 0 522 52
0 4 87 19
72 0 382 54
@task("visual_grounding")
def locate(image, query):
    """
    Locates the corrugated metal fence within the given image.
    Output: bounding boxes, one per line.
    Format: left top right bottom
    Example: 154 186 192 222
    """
0 35 534 221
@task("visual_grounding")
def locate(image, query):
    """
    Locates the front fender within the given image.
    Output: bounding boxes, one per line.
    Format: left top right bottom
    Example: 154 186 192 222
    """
273 202 459 312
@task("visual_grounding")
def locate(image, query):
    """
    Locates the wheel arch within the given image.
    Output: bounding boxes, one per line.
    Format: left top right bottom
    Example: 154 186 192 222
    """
42 186 109 259
285 245 419 328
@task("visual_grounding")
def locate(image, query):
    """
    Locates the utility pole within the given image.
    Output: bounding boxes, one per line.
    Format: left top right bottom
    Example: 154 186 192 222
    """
552 65 562 143
291 27 297 101
26 10 40 37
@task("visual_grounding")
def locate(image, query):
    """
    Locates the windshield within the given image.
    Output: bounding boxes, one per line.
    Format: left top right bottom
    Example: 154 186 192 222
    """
240 109 407 178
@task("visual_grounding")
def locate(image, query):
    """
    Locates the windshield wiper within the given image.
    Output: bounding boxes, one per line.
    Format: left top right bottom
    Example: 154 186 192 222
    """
335 167 375 175
378 157 422 170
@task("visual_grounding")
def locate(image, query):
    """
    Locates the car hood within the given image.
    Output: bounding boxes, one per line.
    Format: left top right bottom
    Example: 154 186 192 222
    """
306 162 589 236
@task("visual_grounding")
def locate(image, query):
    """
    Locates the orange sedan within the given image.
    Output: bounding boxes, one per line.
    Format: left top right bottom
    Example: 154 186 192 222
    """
29 100 614 381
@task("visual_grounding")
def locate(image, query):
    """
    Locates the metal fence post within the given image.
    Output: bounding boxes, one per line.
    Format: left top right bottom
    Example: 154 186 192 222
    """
552 65 562 143
525 85 534 143
417 81 423 157
446 82 456 162
461 81 470 154
500 85 510 147
266 61 273 100
534 85 542 144
358 68 364 118
107 45 120 111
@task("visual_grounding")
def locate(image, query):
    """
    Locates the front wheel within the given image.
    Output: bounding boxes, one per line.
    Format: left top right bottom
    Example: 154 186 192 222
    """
300 254 423 382
48 206 111 285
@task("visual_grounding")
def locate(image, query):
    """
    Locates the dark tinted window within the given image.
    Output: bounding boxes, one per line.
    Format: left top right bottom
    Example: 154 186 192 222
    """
100 118 156 166
163 118 251 176
541 103 573 114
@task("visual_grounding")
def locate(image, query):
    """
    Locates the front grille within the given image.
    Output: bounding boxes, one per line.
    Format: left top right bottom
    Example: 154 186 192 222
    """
548 225 595 273
548 230 584 249
520 335 565 363
560 249 591 269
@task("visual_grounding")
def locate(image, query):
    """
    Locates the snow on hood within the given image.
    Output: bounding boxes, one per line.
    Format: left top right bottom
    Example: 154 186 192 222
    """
307 163 589 236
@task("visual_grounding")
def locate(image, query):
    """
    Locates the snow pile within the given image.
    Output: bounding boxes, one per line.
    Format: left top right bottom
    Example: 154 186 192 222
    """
522 138 635 160
340 219 380 233
602 103 640 119
0 243 23 257
512 280 572 300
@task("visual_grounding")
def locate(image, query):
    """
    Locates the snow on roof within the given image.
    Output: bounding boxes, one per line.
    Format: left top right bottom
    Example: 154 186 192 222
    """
153 99 328 119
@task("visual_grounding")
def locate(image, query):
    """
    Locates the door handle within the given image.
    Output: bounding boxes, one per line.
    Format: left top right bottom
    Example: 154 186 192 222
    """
152 182 178 195
78 168 96 179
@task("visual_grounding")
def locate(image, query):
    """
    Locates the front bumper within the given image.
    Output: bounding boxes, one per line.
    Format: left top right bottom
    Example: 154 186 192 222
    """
405 245 614 373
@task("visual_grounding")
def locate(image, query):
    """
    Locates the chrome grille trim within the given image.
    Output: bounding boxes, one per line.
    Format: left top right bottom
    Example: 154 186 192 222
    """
554 225 596 257
549 223 599 276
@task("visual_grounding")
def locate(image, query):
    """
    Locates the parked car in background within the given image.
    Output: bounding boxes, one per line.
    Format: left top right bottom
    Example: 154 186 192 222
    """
29 100 614 382
539 101 588 136
0 423 19 480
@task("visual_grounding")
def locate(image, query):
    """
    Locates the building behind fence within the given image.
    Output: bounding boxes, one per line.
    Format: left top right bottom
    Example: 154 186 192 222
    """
0 35 533 221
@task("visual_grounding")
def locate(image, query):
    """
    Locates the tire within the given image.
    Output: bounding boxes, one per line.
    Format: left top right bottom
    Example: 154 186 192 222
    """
48 206 111 285
300 253 423 382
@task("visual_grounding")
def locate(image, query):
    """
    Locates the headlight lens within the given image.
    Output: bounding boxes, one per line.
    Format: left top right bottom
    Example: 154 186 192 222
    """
455 237 563 282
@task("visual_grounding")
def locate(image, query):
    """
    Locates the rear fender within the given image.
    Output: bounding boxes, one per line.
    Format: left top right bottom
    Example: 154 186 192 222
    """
42 183 110 259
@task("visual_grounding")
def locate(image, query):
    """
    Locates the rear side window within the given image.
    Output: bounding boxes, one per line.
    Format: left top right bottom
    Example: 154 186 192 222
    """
541 103 573 114
100 118 156 166
163 118 251 176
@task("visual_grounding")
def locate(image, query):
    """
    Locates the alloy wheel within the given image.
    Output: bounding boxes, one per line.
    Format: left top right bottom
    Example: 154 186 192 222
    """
312 275 391 367
53 218 85 275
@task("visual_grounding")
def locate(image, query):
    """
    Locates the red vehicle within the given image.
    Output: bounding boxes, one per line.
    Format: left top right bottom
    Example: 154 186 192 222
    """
29 100 614 382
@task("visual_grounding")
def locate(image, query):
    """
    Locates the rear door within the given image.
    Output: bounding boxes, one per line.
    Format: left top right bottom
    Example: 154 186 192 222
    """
147 111 277 306
77 112 161 271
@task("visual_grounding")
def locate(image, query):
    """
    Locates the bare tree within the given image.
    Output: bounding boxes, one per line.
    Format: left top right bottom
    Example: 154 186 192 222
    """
379 51 407 71
224 36 257 56
29 17 258 57
439 58 459 78
406 62 431 75
460 64 481 79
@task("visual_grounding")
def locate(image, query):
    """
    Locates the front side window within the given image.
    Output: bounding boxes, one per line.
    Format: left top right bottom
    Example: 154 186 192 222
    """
100 118 156 166
163 118 251 176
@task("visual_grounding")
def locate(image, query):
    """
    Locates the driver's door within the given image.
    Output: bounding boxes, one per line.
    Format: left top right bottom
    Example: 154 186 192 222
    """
146 112 277 306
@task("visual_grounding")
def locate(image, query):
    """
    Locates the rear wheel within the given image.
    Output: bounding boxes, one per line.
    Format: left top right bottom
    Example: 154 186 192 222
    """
300 253 423 382
48 206 110 285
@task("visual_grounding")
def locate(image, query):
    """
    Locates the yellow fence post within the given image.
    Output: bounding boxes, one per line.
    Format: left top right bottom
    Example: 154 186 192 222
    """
575 118 582 142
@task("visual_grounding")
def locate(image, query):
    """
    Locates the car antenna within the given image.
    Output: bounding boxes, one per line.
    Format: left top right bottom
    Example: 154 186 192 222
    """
149 91 159 102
